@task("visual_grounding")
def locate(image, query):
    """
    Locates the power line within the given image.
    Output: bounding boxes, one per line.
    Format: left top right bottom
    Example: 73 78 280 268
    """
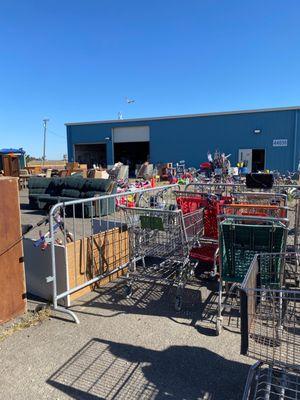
48 129 65 140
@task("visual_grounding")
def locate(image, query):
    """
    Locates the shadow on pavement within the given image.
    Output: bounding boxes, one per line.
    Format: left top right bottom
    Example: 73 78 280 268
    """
47 338 249 400
69 277 228 335
70 278 205 321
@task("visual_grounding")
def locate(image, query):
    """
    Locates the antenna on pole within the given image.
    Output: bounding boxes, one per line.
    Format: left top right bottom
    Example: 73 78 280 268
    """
42 118 49 165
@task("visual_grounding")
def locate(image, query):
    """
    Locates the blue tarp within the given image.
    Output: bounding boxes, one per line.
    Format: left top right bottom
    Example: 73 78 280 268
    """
0 148 25 154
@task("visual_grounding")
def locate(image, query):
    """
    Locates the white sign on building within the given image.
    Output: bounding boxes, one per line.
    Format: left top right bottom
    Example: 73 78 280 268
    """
273 139 288 147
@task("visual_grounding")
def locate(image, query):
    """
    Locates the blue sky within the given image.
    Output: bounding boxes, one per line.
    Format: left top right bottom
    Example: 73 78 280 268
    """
0 0 299 159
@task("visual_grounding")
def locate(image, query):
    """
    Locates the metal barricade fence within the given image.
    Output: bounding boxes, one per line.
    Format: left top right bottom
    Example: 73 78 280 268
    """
184 182 245 196
184 182 299 195
48 184 180 323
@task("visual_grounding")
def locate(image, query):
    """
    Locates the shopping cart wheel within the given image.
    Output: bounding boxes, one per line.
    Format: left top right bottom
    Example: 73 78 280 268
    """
215 319 222 336
174 295 182 311
124 284 133 298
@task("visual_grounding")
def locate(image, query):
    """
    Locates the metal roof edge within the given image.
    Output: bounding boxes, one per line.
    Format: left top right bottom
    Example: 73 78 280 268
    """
65 106 300 126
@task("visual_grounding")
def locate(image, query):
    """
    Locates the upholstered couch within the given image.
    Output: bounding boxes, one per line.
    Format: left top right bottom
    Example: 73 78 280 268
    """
28 176 116 217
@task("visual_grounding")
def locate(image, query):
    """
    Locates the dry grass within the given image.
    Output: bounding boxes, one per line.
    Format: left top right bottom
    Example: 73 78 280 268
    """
0 307 51 342
27 160 66 167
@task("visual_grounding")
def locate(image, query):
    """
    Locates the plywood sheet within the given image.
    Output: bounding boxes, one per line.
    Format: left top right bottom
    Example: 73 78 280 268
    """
66 228 129 301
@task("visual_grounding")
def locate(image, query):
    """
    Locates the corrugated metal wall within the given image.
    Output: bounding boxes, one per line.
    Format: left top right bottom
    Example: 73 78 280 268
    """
67 109 300 172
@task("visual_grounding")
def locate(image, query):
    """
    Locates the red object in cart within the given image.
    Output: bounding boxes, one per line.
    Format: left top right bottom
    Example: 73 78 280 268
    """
175 191 231 279
190 243 219 278
176 193 232 240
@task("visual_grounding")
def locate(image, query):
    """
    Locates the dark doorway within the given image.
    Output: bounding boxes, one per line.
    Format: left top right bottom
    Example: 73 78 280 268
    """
74 144 107 168
252 149 265 172
114 142 150 175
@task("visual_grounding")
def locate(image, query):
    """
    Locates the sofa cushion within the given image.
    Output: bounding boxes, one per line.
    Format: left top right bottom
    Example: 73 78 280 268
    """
45 178 63 195
64 177 85 190
61 188 81 198
28 177 51 189
83 178 112 193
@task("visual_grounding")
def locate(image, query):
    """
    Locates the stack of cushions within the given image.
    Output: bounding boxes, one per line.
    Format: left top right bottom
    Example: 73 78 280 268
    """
28 176 116 217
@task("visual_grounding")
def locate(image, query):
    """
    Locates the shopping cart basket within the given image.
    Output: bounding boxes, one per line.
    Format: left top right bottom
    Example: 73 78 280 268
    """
216 215 288 335
219 216 288 284
240 252 300 400
231 192 288 207
222 203 288 219
121 206 204 310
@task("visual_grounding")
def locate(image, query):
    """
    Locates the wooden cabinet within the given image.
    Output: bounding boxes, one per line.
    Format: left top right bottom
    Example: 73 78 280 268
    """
0 177 26 323
2 155 20 177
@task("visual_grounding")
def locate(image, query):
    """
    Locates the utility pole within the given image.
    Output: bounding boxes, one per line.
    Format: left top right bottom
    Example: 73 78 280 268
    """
42 118 49 165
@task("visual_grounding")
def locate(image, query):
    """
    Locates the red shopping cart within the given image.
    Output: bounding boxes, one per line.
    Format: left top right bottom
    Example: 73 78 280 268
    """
175 191 232 279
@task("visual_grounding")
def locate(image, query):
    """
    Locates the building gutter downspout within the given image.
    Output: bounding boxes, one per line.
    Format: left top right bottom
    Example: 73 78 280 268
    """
293 110 299 171
111 128 115 164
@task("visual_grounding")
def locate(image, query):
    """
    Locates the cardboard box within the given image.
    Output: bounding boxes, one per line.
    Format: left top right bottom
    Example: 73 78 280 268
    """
95 170 109 179
71 169 87 178
66 162 80 170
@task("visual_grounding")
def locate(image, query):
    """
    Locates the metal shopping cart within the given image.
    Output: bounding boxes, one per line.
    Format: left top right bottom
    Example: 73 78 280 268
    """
240 252 300 400
175 191 232 280
121 206 204 310
216 215 289 335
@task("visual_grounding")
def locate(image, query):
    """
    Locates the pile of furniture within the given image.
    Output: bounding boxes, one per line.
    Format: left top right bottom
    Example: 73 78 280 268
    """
28 176 117 216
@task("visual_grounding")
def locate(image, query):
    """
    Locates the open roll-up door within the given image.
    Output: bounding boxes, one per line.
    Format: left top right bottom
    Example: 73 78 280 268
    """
112 126 150 174
113 126 149 143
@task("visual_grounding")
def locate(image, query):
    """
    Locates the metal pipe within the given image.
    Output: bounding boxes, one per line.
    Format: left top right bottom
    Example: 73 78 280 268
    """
52 305 80 324
56 263 129 300
217 214 289 224
293 109 299 171
49 183 180 212
185 182 299 192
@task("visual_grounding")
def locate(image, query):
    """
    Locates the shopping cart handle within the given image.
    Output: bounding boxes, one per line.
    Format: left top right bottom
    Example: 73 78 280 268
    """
198 237 218 245
217 213 289 224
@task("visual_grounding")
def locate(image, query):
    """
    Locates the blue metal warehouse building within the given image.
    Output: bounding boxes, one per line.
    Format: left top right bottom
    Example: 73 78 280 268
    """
66 106 300 172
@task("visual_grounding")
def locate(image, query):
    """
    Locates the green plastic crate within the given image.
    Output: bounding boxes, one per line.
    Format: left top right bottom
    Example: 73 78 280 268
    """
220 220 286 283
